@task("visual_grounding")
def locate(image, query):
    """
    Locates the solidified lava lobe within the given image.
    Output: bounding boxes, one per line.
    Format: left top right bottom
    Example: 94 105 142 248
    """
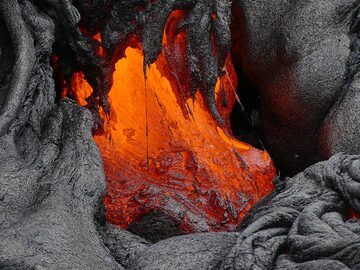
69 11 276 233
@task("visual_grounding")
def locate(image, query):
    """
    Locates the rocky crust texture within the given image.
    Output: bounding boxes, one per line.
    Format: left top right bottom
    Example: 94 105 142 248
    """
127 153 360 270
233 0 360 174
0 0 360 270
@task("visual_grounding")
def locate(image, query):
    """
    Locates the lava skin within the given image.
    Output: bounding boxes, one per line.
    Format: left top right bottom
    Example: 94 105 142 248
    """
1 1 360 270
233 0 360 174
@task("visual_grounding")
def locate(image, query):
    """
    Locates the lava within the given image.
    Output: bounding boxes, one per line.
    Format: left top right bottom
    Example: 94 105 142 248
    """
68 11 276 232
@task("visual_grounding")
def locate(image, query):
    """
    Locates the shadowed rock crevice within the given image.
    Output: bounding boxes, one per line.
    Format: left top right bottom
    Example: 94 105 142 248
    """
229 1 265 151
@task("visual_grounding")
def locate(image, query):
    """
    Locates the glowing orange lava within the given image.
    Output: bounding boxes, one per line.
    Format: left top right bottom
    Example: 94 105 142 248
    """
69 11 276 232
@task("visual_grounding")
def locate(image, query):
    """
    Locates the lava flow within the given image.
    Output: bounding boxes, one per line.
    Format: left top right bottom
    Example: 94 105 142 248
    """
68 11 276 233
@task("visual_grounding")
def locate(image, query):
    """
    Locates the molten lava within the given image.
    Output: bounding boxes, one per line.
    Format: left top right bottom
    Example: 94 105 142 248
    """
68 11 276 232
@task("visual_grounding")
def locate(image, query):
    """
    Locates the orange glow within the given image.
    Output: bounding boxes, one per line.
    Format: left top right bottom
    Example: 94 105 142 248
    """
71 72 92 106
69 11 276 232
93 32 104 56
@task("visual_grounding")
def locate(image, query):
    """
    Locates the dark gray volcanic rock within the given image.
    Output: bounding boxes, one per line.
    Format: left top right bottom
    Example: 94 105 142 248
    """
233 0 360 174
98 223 151 268
1 1 360 270
320 74 360 158
129 232 239 270
0 1 122 269
219 153 360 269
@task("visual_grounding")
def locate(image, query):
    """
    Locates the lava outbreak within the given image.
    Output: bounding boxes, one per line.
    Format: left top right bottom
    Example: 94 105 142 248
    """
3 1 360 269
68 10 276 233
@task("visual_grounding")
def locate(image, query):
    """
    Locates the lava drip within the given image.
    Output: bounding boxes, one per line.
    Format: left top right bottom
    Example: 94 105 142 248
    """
67 10 276 233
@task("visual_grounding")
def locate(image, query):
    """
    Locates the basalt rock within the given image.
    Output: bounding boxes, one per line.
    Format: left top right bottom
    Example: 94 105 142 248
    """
232 0 360 174
1 1 360 270
0 1 121 268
